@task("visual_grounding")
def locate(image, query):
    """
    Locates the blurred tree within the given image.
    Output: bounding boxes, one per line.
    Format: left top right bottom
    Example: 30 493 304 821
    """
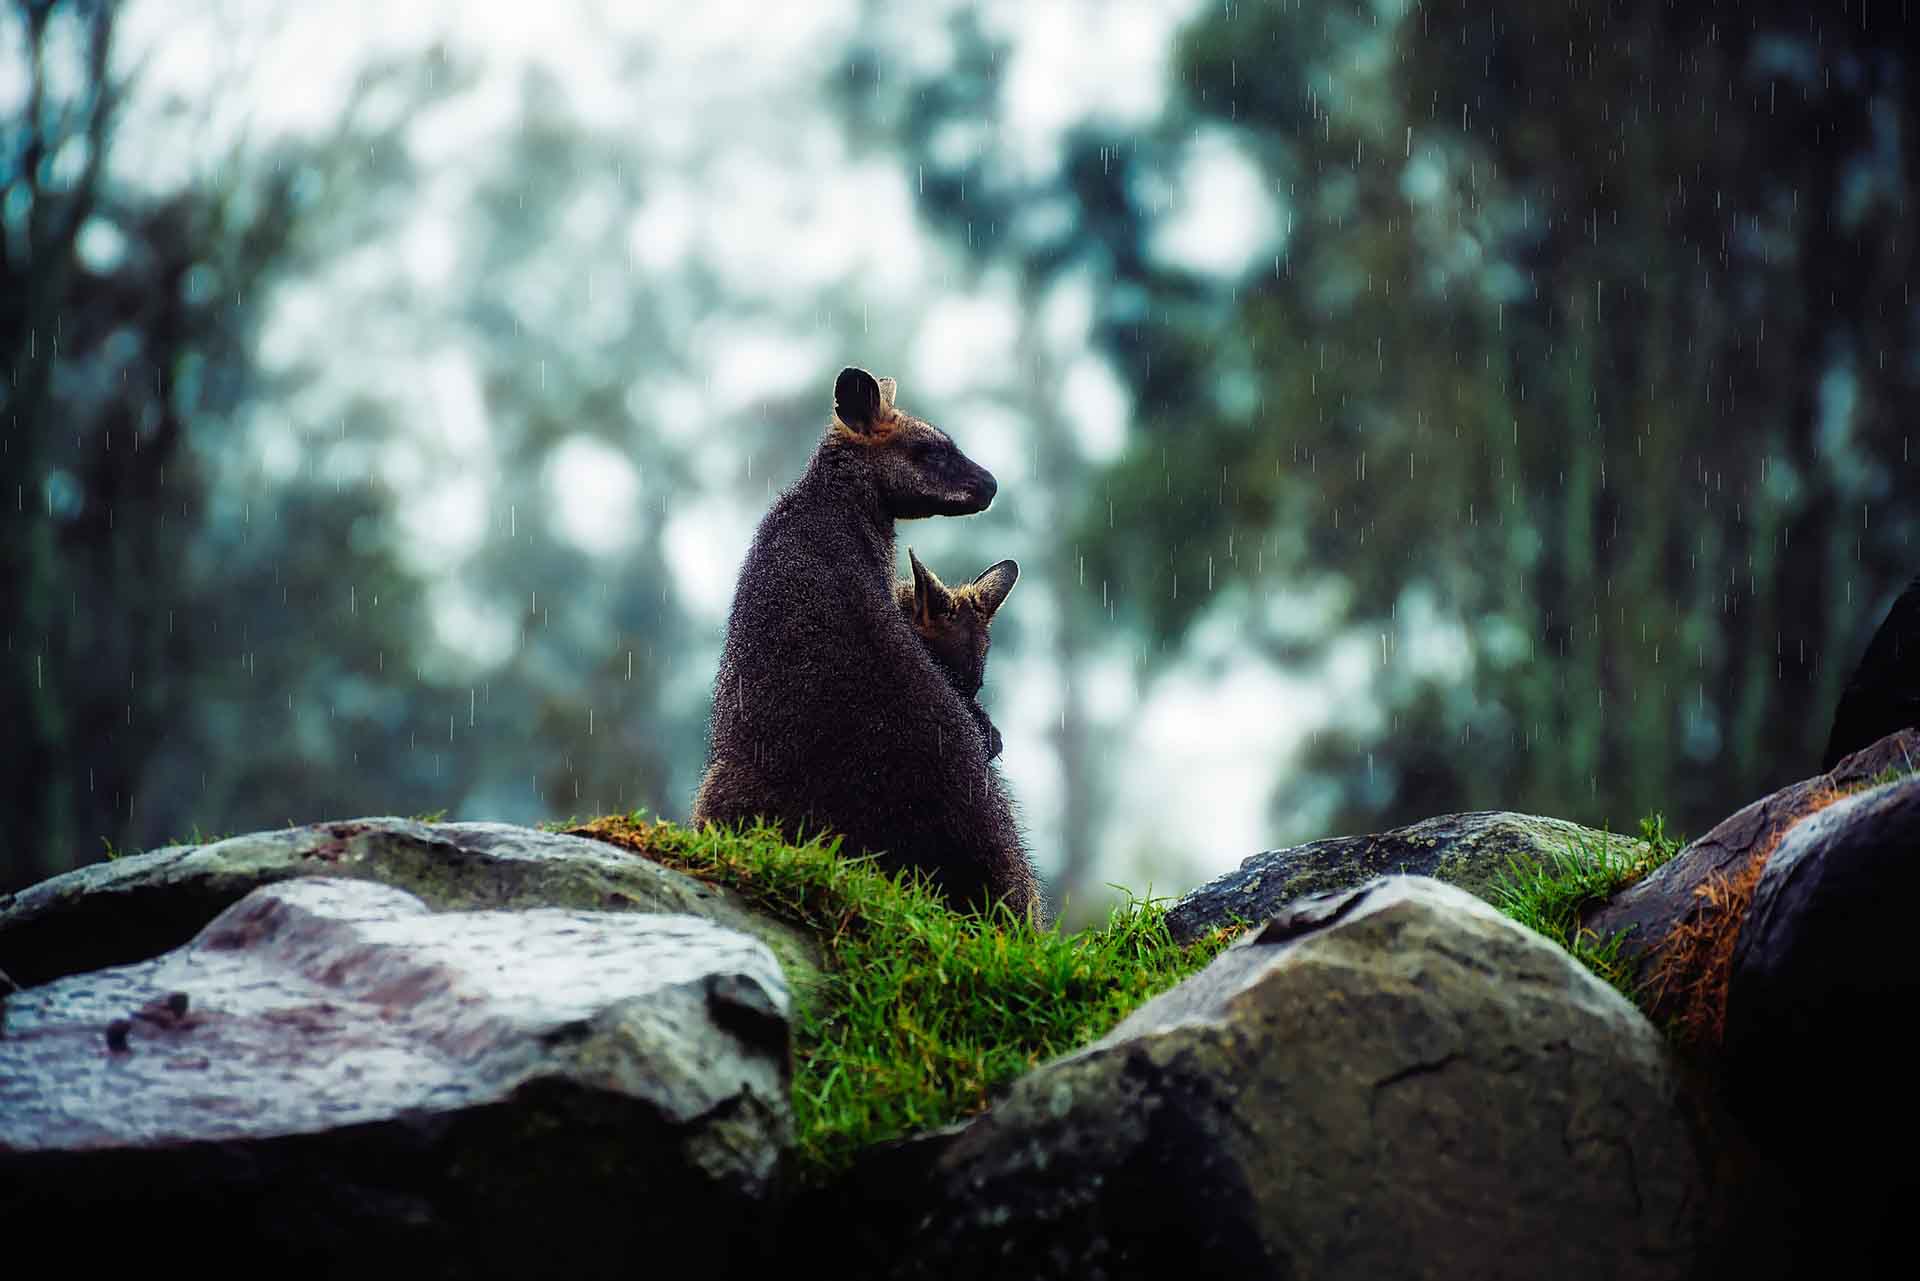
446 70 701 821
1083 0 1917 839
251 58 761 831
4 0 125 881
1 2 468 886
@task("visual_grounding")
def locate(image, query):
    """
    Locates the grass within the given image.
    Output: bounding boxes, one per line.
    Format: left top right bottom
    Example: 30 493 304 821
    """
101 824 236 858
1860 760 1918 790
1490 812 1686 998
569 811 1237 1178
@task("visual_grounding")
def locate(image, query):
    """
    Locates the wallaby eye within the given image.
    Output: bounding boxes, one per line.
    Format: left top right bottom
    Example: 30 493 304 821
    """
910 441 940 463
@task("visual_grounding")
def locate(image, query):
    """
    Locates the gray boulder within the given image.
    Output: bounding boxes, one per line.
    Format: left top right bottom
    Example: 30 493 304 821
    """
0 876 792 1274
884 876 1704 1280
0 816 820 990
1167 810 1643 944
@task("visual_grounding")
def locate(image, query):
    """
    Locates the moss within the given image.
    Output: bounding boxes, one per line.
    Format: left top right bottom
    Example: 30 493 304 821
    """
570 812 1235 1179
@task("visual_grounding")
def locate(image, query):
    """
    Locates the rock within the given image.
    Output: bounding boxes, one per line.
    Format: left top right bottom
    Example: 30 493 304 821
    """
1166 810 1642 945
0 876 792 1275
1823 572 1920 768
1580 728 1919 1047
1719 769 1920 1274
0 816 820 991
883 876 1703 1280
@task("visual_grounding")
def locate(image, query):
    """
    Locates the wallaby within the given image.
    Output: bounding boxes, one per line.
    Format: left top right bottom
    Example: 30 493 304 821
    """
896 548 1017 762
693 367 1043 923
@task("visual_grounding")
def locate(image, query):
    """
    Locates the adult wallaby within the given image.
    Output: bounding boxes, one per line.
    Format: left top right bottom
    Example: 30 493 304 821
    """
896 549 1018 762
692 368 1042 923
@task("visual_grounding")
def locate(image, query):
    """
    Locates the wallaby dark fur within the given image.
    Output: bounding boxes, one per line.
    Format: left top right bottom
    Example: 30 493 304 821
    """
895 548 1017 762
693 367 1043 922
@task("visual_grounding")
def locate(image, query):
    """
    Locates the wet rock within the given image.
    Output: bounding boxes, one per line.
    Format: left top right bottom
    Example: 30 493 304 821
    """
0 816 819 990
0 876 791 1274
1580 728 1919 1043
1720 770 1920 1275
888 876 1703 1281
1166 810 1640 944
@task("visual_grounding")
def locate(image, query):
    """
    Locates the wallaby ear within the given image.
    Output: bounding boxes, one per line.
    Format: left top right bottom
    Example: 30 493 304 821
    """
876 376 898 408
970 559 1019 620
834 367 883 434
907 547 952 626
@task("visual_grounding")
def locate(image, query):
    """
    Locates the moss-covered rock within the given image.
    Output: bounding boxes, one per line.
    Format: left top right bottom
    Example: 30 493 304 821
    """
1165 810 1645 944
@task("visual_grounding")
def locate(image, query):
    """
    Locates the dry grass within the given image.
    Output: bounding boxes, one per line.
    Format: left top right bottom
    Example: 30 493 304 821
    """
1647 849 1771 1053
1647 784 1846 1054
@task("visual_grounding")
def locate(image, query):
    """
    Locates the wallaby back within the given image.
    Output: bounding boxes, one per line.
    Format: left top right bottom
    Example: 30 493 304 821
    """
895 548 1018 761
693 368 1042 923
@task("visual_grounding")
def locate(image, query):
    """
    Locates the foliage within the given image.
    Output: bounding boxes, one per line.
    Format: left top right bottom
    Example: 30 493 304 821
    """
573 812 1235 1177
1491 812 1685 998
0 11 721 892
0 2 472 888
1069 0 1920 846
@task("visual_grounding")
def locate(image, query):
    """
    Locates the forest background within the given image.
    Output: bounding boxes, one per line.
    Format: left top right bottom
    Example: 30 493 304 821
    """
4 0 1913 924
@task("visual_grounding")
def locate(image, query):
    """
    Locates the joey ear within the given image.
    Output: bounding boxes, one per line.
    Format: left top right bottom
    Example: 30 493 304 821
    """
876 376 898 408
834 367 883 434
970 559 1019 619
906 547 951 625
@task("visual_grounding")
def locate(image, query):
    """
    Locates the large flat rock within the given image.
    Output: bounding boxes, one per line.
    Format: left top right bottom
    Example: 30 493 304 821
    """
0 877 792 1274
0 816 820 990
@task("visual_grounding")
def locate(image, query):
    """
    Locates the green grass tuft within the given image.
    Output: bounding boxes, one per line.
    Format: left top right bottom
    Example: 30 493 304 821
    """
1862 758 1918 790
1491 812 1685 999
572 813 1236 1177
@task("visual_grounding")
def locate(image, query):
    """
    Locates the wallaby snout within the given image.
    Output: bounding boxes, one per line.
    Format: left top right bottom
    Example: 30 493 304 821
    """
909 455 997 519
962 466 998 512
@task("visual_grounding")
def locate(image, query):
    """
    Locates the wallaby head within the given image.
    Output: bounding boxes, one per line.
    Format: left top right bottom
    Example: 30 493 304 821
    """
896 548 1019 698
828 367 998 519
